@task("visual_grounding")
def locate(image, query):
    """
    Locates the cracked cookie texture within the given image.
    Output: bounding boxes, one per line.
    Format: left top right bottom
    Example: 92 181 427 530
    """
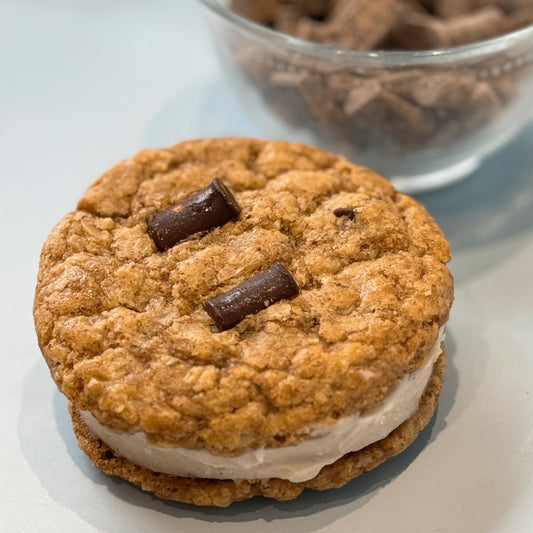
34 138 453 477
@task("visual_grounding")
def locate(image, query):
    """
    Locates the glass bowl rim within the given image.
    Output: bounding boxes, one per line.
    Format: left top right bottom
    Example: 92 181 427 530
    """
198 0 533 66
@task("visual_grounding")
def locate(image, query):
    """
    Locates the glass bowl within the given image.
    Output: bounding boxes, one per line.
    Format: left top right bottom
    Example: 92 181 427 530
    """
199 0 533 192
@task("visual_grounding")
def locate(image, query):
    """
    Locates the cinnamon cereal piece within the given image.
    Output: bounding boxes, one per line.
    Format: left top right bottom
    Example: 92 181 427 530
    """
387 12 446 49
394 7 505 48
381 90 436 136
475 0 533 13
443 7 506 45
274 5 303 36
505 7 533 30
408 71 478 109
378 69 426 96
490 76 518 103
434 0 475 19
464 81 502 130
320 0 405 50
343 79 382 116
288 0 333 20
294 17 322 41
269 69 308 87
300 74 346 123
232 0 281 24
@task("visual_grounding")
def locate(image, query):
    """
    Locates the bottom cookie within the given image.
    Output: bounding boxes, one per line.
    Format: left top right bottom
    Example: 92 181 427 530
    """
70 351 445 507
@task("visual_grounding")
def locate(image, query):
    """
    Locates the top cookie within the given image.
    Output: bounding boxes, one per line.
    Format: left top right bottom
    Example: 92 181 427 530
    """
34 138 453 455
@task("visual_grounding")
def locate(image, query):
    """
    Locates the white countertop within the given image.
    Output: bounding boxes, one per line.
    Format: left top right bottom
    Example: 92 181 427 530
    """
1 1 532 531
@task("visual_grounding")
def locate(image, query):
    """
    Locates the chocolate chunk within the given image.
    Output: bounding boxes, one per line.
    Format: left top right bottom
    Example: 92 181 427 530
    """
334 207 356 219
204 262 300 331
147 178 241 251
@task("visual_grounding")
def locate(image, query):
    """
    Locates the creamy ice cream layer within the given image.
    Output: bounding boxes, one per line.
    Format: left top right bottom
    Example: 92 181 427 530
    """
81 328 445 483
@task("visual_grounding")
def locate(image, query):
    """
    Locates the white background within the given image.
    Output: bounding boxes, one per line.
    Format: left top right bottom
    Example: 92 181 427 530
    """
1 1 532 531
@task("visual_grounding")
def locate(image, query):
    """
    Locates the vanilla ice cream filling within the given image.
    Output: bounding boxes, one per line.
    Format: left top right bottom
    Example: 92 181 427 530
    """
81 328 445 483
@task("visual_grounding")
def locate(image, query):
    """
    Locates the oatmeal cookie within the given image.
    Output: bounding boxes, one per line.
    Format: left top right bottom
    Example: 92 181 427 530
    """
34 138 453 505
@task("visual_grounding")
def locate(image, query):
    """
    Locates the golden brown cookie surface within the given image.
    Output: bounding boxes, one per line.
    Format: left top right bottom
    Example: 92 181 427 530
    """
34 138 453 455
